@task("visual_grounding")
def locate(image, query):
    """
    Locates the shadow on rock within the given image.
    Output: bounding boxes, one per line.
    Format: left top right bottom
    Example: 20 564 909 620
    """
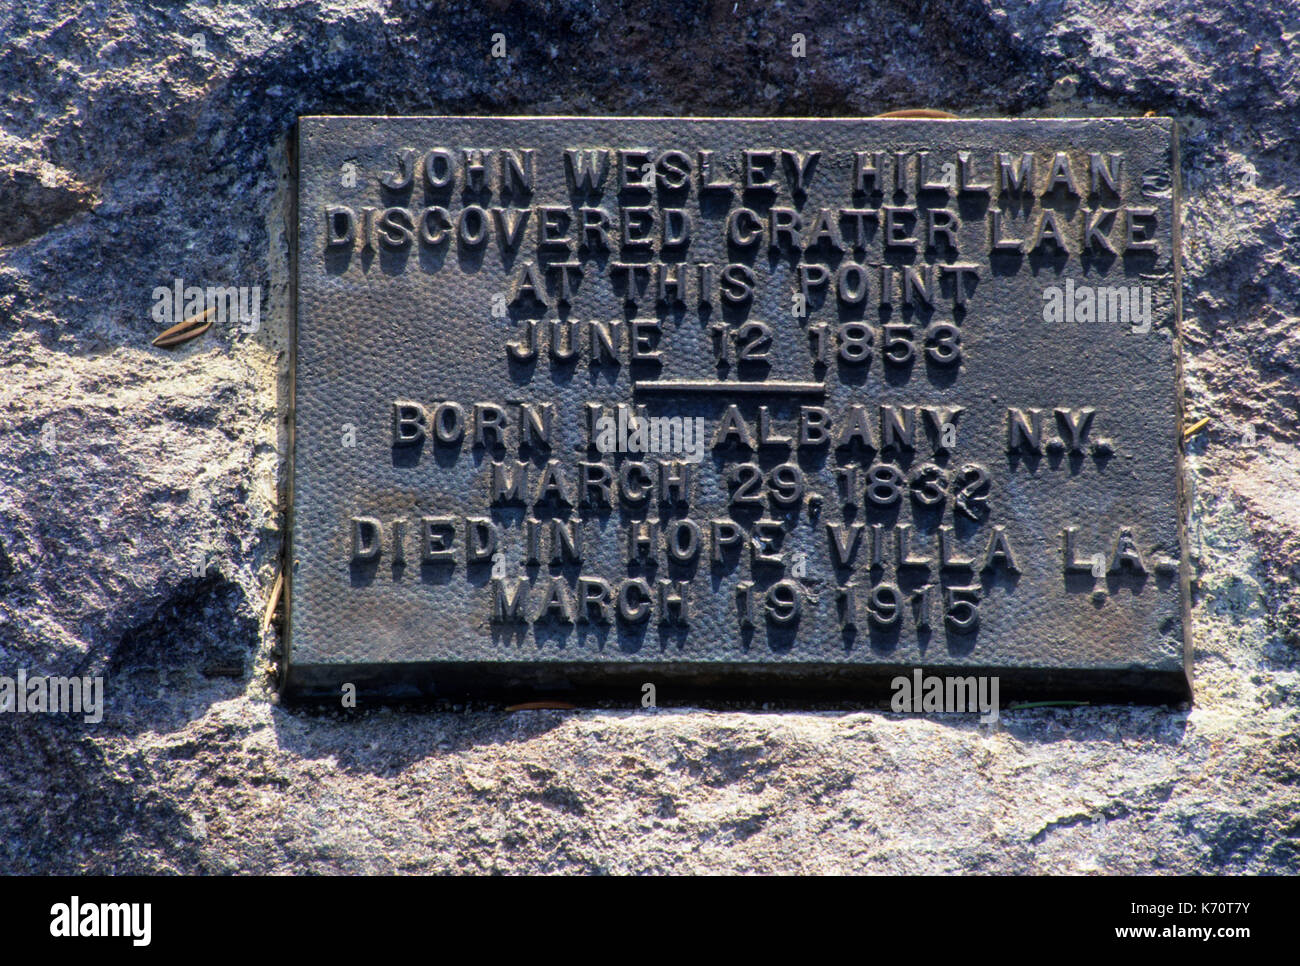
0 714 206 873
268 704 590 777
106 573 257 736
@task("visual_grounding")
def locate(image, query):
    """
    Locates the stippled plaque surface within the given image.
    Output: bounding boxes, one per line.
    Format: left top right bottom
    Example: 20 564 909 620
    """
287 116 1189 702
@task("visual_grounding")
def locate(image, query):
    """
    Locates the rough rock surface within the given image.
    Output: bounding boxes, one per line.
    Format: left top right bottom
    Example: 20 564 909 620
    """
0 0 1297 874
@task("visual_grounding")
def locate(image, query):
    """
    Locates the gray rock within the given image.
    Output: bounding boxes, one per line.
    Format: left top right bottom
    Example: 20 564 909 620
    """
0 0 1296 874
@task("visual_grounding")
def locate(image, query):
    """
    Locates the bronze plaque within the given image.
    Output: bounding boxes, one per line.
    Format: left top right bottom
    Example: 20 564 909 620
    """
286 116 1190 703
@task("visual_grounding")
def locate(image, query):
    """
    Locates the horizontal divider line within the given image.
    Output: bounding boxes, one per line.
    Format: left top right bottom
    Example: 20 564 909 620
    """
633 380 827 395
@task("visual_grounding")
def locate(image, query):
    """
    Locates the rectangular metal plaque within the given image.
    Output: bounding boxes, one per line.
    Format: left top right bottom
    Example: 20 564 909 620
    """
287 115 1190 702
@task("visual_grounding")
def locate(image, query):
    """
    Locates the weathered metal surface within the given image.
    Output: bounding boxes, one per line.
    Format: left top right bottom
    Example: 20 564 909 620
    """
286 116 1190 703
